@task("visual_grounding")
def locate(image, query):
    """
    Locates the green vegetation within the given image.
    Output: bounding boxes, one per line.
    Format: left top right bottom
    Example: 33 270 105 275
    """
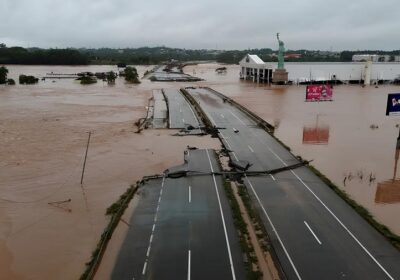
80 76 97 85
81 47 218 65
0 66 8 84
106 71 117 84
7 78 15 85
19 74 38 84
124 66 140 83
80 183 139 280
222 179 262 280
0 44 88 65
2 43 399 65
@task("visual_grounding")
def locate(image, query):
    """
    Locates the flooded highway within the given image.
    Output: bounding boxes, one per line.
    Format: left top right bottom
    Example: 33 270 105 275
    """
185 63 400 236
1 63 400 279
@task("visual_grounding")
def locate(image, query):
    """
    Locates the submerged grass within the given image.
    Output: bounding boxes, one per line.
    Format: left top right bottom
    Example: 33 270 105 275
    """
80 183 140 280
222 179 263 280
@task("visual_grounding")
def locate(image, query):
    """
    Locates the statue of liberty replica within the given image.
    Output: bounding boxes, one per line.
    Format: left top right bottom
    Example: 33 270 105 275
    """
272 33 289 84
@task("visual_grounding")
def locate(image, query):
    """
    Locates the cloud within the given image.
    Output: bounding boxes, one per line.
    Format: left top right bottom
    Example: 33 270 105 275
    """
0 0 399 50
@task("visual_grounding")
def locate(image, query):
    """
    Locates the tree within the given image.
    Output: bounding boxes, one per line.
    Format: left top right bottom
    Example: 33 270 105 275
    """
0 43 6 48
0 66 8 84
106 71 117 84
124 66 140 83
19 74 39 84
7 78 15 85
80 75 97 85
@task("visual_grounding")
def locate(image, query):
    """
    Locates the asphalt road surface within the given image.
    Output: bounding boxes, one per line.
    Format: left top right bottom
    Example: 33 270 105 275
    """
187 87 400 280
163 89 201 129
149 65 201 82
112 149 246 280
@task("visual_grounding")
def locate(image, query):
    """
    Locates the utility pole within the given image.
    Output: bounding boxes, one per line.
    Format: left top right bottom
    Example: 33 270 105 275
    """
80 131 92 185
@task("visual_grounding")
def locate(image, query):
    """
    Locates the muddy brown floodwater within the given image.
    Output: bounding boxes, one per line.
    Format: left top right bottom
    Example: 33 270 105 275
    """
1 63 400 279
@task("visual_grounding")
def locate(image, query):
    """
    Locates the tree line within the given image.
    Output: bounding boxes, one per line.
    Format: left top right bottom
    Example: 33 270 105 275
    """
0 45 88 65
1 43 399 65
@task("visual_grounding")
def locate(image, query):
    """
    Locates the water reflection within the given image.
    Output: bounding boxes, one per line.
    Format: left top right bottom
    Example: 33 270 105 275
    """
302 114 330 145
375 137 400 204
302 125 330 145
376 180 400 204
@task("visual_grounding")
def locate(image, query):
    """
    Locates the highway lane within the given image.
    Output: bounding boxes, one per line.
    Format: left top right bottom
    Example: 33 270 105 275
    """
187 87 400 280
112 149 246 280
163 89 201 129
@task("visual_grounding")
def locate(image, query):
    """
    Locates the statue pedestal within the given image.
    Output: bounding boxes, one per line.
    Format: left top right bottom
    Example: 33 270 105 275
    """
272 69 288 84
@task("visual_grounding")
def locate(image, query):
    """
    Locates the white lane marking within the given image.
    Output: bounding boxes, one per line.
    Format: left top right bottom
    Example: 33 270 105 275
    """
229 110 246 125
142 261 148 275
245 175 302 280
186 99 201 129
248 145 254 153
221 114 225 118
291 170 394 280
189 185 191 203
304 221 322 245
267 147 288 166
220 132 239 160
269 174 276 181
182 118 185 123
142 177 165 276
197 91 392 279
219 133 231 149
187 250 191 280
269 149 395 280
206 149 236 280
180 108 182 113
146 245 151 257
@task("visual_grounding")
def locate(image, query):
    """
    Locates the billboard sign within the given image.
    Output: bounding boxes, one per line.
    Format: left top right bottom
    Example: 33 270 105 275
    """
386 93 400 116
306 85 333 101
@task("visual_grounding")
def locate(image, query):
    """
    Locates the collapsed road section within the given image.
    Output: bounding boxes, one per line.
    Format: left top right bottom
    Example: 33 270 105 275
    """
111 149 247 280
163 88 203 131
184 87 400 280
147 65 202 82
143 88 205 135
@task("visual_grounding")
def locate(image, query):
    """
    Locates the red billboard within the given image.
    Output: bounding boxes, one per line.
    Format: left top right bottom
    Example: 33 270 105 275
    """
306 85 333 101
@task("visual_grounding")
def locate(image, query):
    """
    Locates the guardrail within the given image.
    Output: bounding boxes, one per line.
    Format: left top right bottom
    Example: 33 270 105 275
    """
200 86 275 134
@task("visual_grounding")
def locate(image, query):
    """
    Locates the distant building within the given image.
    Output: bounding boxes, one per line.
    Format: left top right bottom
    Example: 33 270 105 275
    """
352 54 391 62
239 54 273 83
285 53 302 59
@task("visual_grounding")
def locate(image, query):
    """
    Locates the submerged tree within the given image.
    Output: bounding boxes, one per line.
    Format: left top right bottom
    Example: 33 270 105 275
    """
124 66 140 84
19 74 39 84
80 75 97 85
106 71 117 84
7 78 15 85
0 66 8 84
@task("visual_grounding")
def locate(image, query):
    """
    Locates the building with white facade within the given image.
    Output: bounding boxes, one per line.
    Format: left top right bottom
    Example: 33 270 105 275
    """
239 54 273 83
352 54 391 62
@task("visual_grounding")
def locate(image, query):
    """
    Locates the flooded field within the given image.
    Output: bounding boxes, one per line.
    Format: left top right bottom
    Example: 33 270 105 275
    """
1 63 399 279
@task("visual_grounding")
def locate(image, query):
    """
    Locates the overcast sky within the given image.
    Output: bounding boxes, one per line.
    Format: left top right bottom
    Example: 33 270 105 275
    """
1 0 399 50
